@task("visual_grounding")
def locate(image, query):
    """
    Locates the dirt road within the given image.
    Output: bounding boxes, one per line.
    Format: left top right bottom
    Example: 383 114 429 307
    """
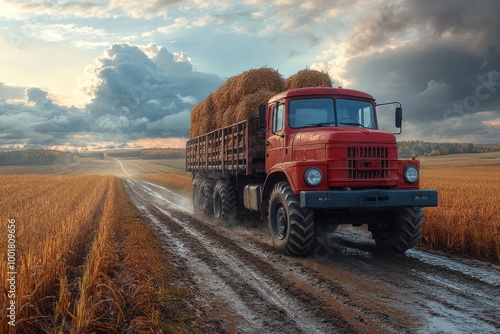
120 174 499 334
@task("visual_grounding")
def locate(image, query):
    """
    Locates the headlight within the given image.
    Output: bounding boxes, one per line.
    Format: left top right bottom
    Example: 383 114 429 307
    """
304 167 322 186
404 165 419 183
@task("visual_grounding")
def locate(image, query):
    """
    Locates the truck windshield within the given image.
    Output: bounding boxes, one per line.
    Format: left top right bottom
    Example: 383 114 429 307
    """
289 98 376 129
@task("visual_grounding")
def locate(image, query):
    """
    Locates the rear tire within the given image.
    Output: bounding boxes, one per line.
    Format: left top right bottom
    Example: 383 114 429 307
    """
268 181 314 256
199 178 215 217
368 207 423 253
192 176 203 216
213 180 237 223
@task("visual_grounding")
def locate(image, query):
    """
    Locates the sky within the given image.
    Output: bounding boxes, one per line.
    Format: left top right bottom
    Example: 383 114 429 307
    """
0 0 499 150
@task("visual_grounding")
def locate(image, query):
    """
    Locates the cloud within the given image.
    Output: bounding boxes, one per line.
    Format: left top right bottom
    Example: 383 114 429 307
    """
0 83 26 101
0 0 182 19
0 90 86 148
83 43 222 140
0 43 223 149
310 0 500 144
26 87 50 106
346 0 500 56
20 23 109 47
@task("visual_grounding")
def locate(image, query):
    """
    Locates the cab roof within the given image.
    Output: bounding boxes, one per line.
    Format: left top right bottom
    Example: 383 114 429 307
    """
269 87 375 103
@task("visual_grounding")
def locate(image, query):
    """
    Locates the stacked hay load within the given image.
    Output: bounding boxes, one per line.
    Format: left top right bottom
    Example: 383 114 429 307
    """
189 103 203 138
189 67 333 138
221 67 284 127
190 67 284 137
285 69 332 90
189 93 216 138
234 89 277 125
213 76 239 128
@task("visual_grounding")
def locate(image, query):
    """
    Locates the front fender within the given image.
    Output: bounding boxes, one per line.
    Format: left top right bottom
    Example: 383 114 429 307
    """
266 162 328 195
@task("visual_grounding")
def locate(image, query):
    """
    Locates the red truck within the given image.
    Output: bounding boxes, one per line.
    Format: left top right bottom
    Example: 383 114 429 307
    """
186 87 438 255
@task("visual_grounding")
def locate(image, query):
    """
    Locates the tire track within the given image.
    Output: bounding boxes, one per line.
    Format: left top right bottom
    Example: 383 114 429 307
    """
125 180 358 333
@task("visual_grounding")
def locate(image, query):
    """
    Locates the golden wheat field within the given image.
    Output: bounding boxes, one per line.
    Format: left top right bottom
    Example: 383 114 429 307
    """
419 153 500 261
0 174 194 333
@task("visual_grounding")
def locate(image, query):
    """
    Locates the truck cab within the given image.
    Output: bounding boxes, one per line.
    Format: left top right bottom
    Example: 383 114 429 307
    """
260 87 438 255
264 87 418 192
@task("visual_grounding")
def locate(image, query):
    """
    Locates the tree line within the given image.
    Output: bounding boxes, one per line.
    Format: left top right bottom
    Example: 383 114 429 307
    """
105 148 186 159
0 150 79 166
398 141 500 158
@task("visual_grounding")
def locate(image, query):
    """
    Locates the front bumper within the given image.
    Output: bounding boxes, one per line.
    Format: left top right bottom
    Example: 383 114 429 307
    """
300 189 438 209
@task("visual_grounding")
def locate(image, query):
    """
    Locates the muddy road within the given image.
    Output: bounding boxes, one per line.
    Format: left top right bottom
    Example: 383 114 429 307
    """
122 177 499 333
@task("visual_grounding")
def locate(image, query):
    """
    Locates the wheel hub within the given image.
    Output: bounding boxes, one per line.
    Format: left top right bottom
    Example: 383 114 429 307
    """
275 206 287 240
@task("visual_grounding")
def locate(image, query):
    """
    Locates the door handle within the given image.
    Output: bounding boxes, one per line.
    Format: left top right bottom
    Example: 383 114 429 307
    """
265 141 270 146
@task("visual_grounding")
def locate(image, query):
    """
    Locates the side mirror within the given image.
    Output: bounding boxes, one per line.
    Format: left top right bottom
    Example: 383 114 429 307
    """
258 103 266 124
395 107 402 128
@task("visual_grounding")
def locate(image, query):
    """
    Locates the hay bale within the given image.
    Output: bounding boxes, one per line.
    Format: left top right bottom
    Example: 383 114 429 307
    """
237 68 284 96
285 69 332 90
212 76 239 129
199 94 216 134
235 89 275 121
189 103 203 138
190 67 285 138
220 105 238 127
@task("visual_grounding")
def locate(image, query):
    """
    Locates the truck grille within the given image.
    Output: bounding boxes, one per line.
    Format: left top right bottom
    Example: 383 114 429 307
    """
347 146 389 179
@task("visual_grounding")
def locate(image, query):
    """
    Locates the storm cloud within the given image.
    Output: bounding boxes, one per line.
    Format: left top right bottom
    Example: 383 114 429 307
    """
339 0 500 143
0 92 85 148
84 43 222 139
0 43 223 149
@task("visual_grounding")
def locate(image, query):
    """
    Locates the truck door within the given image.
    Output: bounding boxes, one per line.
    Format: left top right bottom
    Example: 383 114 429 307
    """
266 102 286 173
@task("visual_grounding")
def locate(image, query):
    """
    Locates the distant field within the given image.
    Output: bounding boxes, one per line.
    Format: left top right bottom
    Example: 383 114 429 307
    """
0 156 193 195
0 158 126 175
419 151 500 168
0 157 188 176
124 158 192 194
150 158 187 171
419 151 500 261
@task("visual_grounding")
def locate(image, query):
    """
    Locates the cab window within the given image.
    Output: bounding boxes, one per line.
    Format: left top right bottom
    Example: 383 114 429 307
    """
273 103 284 133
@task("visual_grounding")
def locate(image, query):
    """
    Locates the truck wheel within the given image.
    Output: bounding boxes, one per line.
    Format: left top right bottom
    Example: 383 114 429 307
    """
368 207 423 253
200 178 215 217
213 180 237 223
192 176 203 216
268 181 314 256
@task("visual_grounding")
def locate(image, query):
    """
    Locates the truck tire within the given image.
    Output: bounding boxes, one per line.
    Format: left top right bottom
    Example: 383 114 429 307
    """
192 176 203 216
368 207 423 253
213 180 237 223
268 181 314 256
200 178 215 217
